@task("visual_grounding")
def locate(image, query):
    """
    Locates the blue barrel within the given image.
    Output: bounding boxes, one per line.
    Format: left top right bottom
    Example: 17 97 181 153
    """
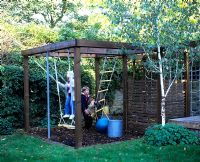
108 120 123 138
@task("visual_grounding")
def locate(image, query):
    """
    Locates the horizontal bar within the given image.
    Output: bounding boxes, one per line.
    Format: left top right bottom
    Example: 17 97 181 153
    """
100 80 112 82
98 89 108 93
98 98 105 102
100 71 113 74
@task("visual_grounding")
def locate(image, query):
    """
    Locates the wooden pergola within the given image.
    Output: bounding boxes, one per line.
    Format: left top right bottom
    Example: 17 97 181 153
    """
21 39 145 148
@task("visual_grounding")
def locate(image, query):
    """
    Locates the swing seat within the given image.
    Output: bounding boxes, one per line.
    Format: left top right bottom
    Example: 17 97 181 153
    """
58 123 75 129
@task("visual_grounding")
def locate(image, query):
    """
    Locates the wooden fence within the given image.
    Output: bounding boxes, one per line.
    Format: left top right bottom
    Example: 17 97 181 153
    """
127 79 185 134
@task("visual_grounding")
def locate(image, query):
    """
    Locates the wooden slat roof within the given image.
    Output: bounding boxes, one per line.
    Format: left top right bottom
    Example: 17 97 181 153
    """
21 39 144 57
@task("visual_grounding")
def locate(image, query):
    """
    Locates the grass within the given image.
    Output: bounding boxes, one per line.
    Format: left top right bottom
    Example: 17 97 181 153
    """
0 133 200 162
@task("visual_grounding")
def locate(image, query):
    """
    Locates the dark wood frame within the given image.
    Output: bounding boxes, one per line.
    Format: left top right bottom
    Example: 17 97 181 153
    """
184 51 190 117
21 39 192 148
22 39 144 148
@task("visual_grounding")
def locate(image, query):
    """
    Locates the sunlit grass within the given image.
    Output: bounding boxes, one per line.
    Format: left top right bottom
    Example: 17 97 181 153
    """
0 133 200 162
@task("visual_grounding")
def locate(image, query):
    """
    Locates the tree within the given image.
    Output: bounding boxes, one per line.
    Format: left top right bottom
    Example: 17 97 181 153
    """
59 0 118 41
105 0 199 126
0 19 59 65
0 0 78 28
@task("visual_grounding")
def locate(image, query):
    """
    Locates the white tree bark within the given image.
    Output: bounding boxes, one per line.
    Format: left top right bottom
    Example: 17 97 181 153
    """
156 0 166 126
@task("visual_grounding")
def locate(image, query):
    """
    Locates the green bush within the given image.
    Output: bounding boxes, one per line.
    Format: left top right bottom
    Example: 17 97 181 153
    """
0 58 97 130
144 124 199 146
0 118 14 135
81 68 95 97
0 65 24 129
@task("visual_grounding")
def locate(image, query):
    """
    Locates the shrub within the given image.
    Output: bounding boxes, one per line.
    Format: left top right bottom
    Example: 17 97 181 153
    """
0 65 24 129
0 118 14 135
144 124 199 146
81 68 95 97
0 59 97 129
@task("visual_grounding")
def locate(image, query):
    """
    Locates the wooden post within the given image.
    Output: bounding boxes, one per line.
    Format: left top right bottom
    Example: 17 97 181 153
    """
74 47 82 148
132 60 136 79
184 52 190 117
95 57 100 96
23 56 30 131
123 55 128 131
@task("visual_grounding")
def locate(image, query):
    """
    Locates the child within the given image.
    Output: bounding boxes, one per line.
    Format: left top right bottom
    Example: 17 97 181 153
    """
81 86 94 129
58 71 75 120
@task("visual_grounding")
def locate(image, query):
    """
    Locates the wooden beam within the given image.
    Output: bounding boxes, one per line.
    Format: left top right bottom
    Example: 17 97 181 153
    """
95 58 100 96
80 47 143 55
22 40 76 56
23 56 30 131
58 47 143 55
76 39 141 50
21 39 144 57
184 51 190 117
123 55 128 131
74 47 82 148
40 48 143 58
21 39 199 57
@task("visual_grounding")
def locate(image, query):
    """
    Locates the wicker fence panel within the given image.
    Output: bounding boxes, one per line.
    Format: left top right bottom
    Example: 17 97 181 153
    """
127 79 185 134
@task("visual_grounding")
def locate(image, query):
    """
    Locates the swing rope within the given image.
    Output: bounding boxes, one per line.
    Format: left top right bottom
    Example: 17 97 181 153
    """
33 53 75 129
53 59 66 125
34 60 56 81
67 49 71 71
50 61 66 82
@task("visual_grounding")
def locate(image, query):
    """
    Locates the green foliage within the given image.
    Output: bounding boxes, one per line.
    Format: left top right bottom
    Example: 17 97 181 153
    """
0 63 59 129
81 68 95 97
2 52 23 66
0 118 14 135
0 0 78 28
105 0 200 79
0 65 24 129
0 57 98 130
59 8 121 42
144 124 200 146
0 21 59 64
105 0 199 44
59 21 106 41
17 23 59 48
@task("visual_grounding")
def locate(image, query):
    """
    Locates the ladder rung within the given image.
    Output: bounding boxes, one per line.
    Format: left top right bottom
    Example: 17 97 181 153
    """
105 57 115 59
95 107 104 113
100 80 112 82
100 70 113 74
98 98 105 102
98 89 108 93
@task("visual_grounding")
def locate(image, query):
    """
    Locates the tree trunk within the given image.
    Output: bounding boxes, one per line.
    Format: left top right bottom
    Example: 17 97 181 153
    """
158 45 166 126
156 0 166 126
161 96 166 126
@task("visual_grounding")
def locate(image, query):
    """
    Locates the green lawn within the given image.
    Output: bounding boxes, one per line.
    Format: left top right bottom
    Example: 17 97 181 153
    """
0 133 200 162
